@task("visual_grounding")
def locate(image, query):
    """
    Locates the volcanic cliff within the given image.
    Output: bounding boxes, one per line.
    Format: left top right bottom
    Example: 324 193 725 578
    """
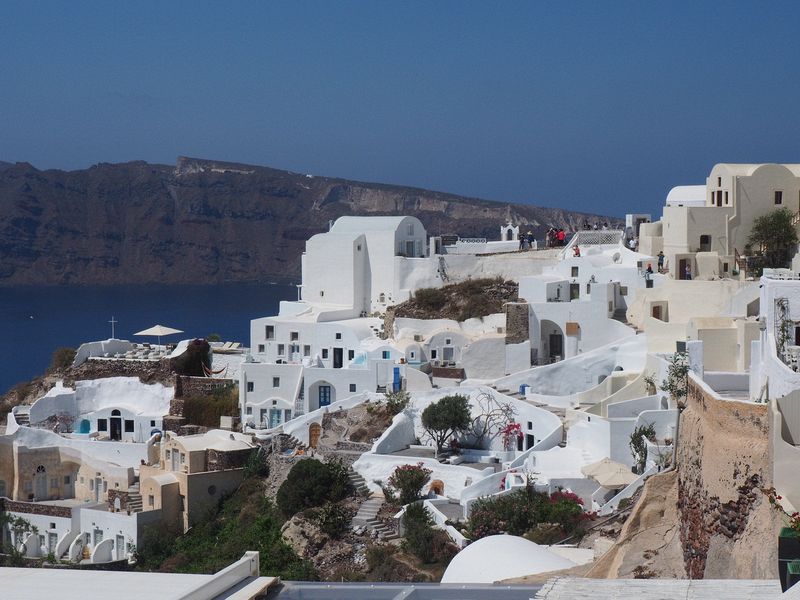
0 156 619 286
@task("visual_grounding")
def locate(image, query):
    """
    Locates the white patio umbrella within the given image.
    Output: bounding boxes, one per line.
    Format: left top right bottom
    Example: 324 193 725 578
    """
581 457 638 489
134 324 184 347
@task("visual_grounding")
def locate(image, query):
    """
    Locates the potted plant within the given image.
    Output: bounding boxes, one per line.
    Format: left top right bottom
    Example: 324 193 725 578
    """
764 487 800 591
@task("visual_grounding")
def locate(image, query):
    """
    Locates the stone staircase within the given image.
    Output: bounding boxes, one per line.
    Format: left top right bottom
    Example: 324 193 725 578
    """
126 483 143 513
349 468 399 541
348 467 371 497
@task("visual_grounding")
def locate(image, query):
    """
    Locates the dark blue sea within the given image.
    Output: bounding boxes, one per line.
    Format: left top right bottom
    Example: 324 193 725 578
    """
1 283 296 395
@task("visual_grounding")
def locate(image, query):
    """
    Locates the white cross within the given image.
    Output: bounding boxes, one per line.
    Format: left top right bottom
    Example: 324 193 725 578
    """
109 316 118 339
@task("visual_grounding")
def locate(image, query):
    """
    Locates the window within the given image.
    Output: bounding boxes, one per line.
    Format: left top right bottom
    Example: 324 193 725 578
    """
620 286 628 296
180 453 185 464
49 522 55 530
290 331 299 341
348 350 355 360
97 419 107 432
89 480 94 491
407 223 414 235
320 290 324 297
723 262 729 272
277 344 285 356
50 477 58 488
265 325 275 340
303 345 311 356
257 344 265 353
357 244 362 251
409 351 416 360
335 332 342 340
148 495 154 507
349 384 357 392
165 450 170 459
124 420 134 433
775 190 783 205
445 338 451 345
273 377 280 388
717 177 721 187
246 406 252 415
103 481 108 492
571 266 579 277
322 349 329 359
527 421 532 429
382 350 390 359
724 191 729 204
431 349 438 359
150 420 155 427
64 475 70 485
246 381 254 392
290 344 300 355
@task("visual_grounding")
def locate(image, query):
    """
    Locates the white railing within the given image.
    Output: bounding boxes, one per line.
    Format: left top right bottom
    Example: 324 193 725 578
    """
457 238 488 244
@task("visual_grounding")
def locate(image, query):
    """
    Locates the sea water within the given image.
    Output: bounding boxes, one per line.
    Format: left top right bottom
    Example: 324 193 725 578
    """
0 283 295 395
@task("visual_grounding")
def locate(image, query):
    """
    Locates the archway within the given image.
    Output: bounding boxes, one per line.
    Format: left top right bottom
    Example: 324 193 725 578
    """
110 409 122 441
540 320 564 363
307 381 336 412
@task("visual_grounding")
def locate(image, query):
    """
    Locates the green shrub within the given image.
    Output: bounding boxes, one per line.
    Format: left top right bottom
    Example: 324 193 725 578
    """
466 485 589 541
421 394 471 455
310 502 350 539
402 502 456 565
415 288 446 311
385 389 411 416
386 462 432 506
276 458 351 517
49 347 76 372
182 385 239 428
243 448 268 479
206 333 222 342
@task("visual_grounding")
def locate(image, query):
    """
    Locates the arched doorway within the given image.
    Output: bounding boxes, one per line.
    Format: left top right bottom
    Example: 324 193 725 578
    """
34 465 47 500
110 409 122 441
540 320 564 363
308 381 336 412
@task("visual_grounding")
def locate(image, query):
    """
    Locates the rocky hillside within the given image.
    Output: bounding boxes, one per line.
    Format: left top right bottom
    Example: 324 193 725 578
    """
0 157 620 286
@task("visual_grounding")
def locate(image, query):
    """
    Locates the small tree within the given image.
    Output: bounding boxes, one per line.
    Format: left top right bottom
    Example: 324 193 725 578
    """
385 462 432 505
421 394 471 456
384 389 411 416
748 208 799 269
660 352 689 409
469 390 516 448
629 422 656 474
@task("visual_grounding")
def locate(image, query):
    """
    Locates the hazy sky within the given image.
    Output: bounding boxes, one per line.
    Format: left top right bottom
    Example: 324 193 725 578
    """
2 1 799 216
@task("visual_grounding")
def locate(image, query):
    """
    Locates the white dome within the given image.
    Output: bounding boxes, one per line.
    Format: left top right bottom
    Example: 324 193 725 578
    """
441 535 577 584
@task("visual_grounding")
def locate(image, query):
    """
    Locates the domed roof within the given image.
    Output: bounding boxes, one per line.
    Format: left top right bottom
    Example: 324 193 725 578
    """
441 535 577 583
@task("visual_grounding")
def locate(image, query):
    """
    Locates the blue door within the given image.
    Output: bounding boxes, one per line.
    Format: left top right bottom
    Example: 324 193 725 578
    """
269 409 281 428
319 385 331 407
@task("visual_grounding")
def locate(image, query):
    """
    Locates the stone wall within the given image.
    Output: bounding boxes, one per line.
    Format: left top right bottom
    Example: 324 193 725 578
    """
106 489 131 512
1 498 71 519
676 379 780 578
206 448 252 471
174 376 234 399
505 302 529 345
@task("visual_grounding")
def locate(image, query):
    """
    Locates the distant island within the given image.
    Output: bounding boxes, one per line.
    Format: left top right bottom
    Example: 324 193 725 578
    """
0 157 620 286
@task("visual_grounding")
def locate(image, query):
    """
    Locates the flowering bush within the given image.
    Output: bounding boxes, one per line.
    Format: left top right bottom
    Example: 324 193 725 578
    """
763 486 800 536
466 485 592 541
500 422 523 451
386 462 432 506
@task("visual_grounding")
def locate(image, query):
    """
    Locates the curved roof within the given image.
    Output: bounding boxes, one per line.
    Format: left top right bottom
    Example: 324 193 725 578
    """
665 185 705 206
330 215 420 233
441 535 576 583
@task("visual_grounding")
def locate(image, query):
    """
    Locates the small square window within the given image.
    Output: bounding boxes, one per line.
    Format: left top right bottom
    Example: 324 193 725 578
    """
322 349 329 359
97 419 107 432
357 244 362 251
150 420 155 427
620 286 628 296
335 332 342 340
246 406 252 415
49 522 55 530
265 325 275 340
273 377 280 388
571 266 579 277
124 420 134 433
348 350 355 360
382 350 390 359
148 495 154 507
445 338 451 345
246 381 254 392
64 475 70 485
527 421 533 429
277 344 285 355
258 344 265 353
775 190 783 205
431 349 438 359
409 351 416 359
290 331 299 341
349 384 357 392
303 345 311 356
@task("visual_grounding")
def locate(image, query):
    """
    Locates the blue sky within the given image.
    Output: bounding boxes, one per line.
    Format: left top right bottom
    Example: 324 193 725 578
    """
2 1 799 216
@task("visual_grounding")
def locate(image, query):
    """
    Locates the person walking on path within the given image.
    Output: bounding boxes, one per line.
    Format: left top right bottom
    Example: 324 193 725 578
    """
657 251 665 273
